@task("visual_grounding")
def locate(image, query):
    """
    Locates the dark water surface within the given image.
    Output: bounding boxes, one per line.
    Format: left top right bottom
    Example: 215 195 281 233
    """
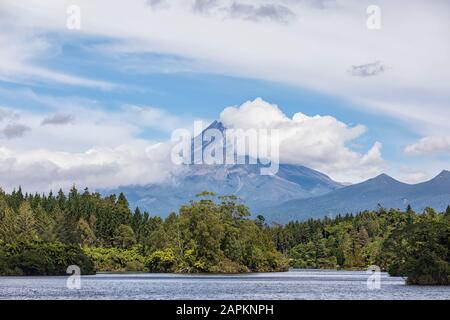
1 269 450 300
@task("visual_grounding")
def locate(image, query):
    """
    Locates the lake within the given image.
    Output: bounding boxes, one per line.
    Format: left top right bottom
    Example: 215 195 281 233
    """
1 269 450 300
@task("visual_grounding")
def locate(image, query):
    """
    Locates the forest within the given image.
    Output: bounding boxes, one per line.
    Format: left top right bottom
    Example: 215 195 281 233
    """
0 186 449 285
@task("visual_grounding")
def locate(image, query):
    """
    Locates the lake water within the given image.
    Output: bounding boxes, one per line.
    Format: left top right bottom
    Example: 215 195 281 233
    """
1 269 450 300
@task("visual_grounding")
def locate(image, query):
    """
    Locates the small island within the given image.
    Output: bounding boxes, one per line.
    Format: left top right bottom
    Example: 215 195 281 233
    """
0 188 288 275
1 187 450 285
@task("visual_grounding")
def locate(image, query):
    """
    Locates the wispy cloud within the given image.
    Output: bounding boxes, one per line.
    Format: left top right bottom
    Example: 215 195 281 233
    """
0 27 115 90
350 61 386 77
0 107 19 122
405 136 450 156
226 3 296 23
41 114 75 126
1 123 30 139
148 0 297 23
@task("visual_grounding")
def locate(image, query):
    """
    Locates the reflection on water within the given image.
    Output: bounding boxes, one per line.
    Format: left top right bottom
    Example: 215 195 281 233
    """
1 269 450 300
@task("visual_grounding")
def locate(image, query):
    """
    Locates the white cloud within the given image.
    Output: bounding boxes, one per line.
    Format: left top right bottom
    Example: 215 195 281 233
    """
0 104 187 192
397 166 428 184
220 98 384 181
0 142 179 192
0 25 114 89
120 104 185 133
405 136 450 156
0 107 19 122
0 85 201 192
0 88 194 151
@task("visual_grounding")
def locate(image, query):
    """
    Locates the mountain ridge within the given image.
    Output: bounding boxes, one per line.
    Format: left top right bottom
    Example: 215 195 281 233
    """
263 170 450 223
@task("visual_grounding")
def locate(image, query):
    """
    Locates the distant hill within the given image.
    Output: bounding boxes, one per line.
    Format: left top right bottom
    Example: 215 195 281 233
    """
264 171 450 223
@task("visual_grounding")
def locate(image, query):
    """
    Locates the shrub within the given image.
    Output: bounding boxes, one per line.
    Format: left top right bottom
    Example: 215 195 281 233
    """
0 241 95 276
146 248 176 272
84 247 146 272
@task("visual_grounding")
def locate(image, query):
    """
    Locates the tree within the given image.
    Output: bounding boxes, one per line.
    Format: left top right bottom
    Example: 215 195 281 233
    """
78 218 96 247
56 188 66 210
34 205 56 242
0 199 17 243
256 215 266 229
114 224 136 249
15 202 38 241
116 193 132 225
178 199 224 271
406 204 413 213
383 219 450 284
54 207 78 244
146 248 176 272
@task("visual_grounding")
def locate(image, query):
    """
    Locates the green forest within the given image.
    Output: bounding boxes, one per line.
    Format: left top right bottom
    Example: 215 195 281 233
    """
1 186 449 285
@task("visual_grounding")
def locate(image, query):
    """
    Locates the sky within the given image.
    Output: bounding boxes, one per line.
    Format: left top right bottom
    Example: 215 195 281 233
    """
0 0 449 192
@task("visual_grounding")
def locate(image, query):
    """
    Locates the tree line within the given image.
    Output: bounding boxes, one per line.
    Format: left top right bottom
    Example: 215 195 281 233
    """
0 187 287 274
270 204 450 284
1 186 449 284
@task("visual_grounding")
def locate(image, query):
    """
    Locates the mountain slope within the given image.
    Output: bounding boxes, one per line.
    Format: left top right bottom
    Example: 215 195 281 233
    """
114 162 342 217
265 171 450 223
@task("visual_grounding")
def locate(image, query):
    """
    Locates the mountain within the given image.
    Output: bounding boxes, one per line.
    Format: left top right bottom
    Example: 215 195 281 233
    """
107 121 343 216
264 171 450 223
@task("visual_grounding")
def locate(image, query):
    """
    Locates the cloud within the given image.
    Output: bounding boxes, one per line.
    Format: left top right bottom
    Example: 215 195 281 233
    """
148 0 296 23
192 0 219 13
0 90 190 153
0 102 187 192
1 123 30 139
146 0 169 9
226 3 296 23
0 142 180 192
0 107 18 122
0 0 442 135
41 114 75 126
350 61 386 77
405 136 450 156
398 166 428 184
220 98 384 181
120 104 186 133
0 23 115 89
0 87 201 192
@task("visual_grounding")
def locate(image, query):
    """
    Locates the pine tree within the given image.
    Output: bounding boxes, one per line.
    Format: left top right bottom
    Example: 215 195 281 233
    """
116 193 132 225
15 201 38 241
56 189 66 210
132 207 143 240
78 218 96 246
0 198 17 243
113 224 136 248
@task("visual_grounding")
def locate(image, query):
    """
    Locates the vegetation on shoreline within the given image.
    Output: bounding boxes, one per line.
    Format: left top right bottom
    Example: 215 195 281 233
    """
0 186 449 284
272 205 450 285
0 188 287 275
0 241 95 276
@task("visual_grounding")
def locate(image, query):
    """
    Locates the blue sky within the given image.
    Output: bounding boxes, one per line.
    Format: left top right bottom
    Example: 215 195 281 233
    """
0 0 449 191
